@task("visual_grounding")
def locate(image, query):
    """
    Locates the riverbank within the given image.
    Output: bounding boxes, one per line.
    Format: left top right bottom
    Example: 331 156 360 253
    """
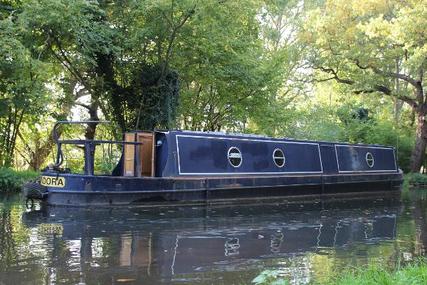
0 168 39 193
325 260 427 285
252 259 427 285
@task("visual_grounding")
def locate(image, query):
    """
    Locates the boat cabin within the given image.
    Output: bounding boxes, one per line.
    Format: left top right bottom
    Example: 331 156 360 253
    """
121 130 398 178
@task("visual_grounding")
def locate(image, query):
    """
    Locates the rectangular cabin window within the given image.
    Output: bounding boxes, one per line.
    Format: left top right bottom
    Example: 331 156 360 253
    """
124 132 155 177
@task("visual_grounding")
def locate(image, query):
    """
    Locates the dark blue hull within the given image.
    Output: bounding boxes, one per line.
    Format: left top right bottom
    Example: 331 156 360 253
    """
41 172 403 206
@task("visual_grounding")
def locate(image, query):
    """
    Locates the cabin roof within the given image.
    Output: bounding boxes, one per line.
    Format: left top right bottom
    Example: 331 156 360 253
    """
152 130 393 149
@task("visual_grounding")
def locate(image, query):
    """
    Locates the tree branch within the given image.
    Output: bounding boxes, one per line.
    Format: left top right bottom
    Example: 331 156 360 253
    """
48 32 93 93
75 102 92 110
354 85 417 108
14 147 32 166
160 5 196 79
17 131 34 158
318 65 417 108
353 59 420 87
315 66 354 85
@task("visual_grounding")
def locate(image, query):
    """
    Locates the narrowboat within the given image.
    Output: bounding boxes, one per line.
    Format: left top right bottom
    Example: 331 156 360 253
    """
23 121 403 206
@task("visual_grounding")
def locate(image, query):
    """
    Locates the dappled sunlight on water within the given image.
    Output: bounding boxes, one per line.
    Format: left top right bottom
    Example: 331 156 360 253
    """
0 190 426 284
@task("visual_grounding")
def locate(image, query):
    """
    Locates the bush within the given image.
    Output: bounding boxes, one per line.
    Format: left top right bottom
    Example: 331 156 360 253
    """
406 173 427 187
0 168 39 193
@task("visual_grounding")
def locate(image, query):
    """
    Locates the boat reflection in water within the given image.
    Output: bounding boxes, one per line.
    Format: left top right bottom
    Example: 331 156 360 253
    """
23 194 401 284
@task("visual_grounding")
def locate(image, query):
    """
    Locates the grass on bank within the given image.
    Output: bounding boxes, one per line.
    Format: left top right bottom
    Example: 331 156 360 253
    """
252 259 427 285
0 168 39 193
327 261 427 285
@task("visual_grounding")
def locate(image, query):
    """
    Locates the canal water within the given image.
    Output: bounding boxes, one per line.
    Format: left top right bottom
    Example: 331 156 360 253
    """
0 190 426 285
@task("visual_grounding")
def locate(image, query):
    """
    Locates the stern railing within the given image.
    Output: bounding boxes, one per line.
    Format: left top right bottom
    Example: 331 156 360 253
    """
52 121 142 176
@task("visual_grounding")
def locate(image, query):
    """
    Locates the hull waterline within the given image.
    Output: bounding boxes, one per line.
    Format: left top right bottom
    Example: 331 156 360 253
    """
37 172 403 206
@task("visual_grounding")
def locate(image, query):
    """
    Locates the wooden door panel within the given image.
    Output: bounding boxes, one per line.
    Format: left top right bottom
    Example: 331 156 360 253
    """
137 133 155 177
124 133 135 176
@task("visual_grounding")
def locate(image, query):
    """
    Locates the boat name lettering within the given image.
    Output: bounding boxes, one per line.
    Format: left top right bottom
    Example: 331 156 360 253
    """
41 176 66 188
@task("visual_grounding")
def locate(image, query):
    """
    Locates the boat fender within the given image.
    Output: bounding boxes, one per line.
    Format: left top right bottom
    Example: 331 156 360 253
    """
25 198 34 209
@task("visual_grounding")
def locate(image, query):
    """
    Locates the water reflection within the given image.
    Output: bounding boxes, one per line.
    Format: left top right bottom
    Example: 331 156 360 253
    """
1 192 426 284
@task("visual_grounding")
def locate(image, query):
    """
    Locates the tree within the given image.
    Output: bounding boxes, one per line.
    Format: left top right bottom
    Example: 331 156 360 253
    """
175 0 268 131
0 14 49 167
301 0 427 172
19 0 116 138
176 0 302 132
16 79 79 170
19 0 195 134
246 0 311 136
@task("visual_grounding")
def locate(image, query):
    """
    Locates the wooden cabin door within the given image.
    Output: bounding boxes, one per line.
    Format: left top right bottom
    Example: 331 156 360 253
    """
124 133 136 176
124 132 155 177
137 133 155 177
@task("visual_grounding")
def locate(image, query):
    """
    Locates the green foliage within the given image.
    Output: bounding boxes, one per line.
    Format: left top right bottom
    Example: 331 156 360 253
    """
0 0 422 171
301 0 427 172
324 260 427 285
169 0 265 130
93 143 122 175
177 0 304 132
0 168 39 193
406 173 427 187
108 64 180 131
301 0 427 95
252 270 288 285
0 13 51 167
252 259 427 285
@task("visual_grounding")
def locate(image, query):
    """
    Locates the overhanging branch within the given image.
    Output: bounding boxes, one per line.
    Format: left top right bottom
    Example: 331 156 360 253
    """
317 65 417 108
353 59 420 88
316 66 354 85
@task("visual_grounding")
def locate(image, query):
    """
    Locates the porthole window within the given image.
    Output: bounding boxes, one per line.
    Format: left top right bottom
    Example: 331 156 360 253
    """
366 152 374 168
273 148 285 168
228 147 242 168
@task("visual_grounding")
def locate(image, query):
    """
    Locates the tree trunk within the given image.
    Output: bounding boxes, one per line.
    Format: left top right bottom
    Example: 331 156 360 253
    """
29 135 53 171
27 81 78 170
410 112 427 172
84 99 99 140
